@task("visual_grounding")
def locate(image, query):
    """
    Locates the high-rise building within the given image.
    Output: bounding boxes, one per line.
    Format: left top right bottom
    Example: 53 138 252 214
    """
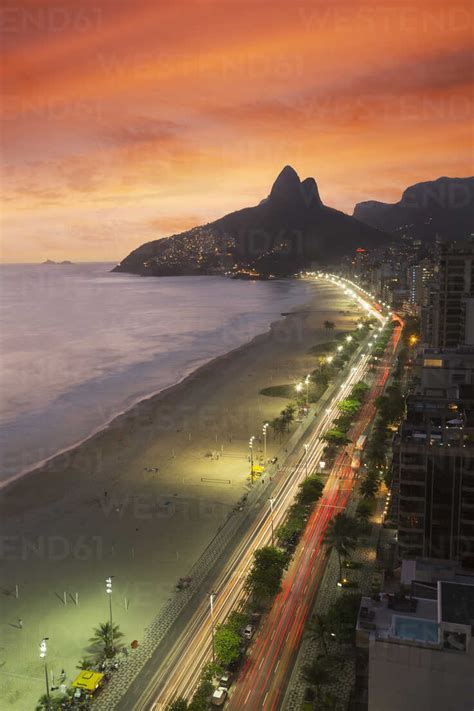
423 241 474 348
392 349 474 565
407 258 436 314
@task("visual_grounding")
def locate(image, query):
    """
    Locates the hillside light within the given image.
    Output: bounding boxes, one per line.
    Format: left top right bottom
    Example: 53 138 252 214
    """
326 356 334 364
346 336 353 343
337 345 343 352
295 382 303 394
357 323 363 329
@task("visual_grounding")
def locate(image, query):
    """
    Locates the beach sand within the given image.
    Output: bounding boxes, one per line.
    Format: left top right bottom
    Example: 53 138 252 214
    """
0 280 359 708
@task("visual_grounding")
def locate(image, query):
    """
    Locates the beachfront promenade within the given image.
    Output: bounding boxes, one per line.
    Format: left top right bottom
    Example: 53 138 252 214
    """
96 277 389 710
0 277 373 710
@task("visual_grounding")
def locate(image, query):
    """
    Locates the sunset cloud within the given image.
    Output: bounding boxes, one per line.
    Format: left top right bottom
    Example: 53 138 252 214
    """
1 0 473 262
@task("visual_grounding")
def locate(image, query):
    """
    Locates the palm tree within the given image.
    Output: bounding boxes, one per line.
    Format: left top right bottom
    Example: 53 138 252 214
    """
89 621 124 660
324 320 335 330
306 613 330 655
76 657 94 670
301 658 331 701
323 513 360 580
360 475 379 499
281 404 296 432
271 416 286 443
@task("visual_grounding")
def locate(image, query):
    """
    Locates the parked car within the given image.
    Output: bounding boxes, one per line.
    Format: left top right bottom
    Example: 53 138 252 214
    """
219 672 233 689
243 624 255 640
211 686 228 706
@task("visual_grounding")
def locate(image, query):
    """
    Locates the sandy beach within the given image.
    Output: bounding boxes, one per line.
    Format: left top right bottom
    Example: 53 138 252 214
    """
0 280 359 709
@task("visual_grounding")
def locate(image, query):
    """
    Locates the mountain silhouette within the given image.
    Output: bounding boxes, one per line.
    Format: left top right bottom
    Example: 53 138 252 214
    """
114 166 387 277
353 176 474 241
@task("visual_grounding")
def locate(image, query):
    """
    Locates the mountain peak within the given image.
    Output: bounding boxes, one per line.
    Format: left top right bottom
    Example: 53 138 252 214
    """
269 166 322 208
269 165 301 203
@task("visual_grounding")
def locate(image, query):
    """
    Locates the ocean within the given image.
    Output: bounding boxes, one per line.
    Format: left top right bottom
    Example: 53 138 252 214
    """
0 263 314 485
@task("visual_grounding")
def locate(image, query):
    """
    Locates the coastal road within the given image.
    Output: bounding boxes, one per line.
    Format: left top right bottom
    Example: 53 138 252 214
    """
226 318 401 710
146 356 371 709
117 278 390 710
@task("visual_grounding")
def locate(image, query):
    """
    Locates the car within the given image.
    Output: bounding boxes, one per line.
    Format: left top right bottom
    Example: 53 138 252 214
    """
219 672 233 688
271 456 278 464
243 624 255 640
211 686 228 706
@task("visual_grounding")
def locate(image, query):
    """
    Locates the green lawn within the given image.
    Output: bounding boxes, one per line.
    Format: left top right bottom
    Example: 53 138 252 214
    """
259 384 296 398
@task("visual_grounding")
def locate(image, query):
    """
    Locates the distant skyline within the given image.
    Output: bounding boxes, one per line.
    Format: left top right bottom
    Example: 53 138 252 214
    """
1 0 473 263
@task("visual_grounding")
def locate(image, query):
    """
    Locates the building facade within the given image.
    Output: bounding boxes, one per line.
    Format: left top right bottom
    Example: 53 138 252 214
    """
355 559 474 711
393 349 474 565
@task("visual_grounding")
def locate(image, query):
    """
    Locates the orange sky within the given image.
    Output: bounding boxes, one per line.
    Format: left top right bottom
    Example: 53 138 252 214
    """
1 0 473 262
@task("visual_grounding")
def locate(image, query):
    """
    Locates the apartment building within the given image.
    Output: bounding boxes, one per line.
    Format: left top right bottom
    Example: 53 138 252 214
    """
355 559 474 711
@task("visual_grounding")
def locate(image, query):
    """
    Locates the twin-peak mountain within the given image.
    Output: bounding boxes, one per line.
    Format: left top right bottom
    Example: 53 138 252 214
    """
114 165 386 277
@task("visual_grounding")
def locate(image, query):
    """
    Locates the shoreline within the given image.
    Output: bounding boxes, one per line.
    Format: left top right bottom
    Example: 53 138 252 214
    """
0 307 297 493
0 280 360 710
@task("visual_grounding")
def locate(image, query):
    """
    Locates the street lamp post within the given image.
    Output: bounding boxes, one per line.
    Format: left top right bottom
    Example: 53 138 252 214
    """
269 497 275 546
39 638 50 706
249 436 255 484
262 423 269 463
304 374 310 408
303 443 309 478
106 576 113 652
208 591 216 662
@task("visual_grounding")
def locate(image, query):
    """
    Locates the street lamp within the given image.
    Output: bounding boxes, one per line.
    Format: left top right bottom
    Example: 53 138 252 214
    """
106 576 114 651
303 443 309 478
208 591 216 662
269 497 275 546
262 423 269 462
249 436 256 484
40 638 50 706
304 374 310 407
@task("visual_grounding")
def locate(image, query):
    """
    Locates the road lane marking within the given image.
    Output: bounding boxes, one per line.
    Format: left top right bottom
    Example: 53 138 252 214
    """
244 689 251 704
274 659 280 672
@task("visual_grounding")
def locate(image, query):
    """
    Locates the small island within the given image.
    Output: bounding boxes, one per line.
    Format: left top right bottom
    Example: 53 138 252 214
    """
41 259 74 265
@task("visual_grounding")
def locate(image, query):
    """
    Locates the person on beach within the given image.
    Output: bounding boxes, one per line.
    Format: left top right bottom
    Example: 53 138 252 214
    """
17 618 23 629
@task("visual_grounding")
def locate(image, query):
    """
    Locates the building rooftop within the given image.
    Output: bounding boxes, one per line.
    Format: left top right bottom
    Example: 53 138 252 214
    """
357 594 439 647
440 581 474 626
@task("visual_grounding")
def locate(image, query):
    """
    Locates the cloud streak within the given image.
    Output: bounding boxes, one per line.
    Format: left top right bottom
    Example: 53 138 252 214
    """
1 0 473 261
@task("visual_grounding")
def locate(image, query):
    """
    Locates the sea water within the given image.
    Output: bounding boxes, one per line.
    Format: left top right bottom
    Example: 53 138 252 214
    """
0 263 315 485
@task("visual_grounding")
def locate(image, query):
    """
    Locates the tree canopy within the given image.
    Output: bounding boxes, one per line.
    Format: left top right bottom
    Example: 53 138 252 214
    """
246 546 287 601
